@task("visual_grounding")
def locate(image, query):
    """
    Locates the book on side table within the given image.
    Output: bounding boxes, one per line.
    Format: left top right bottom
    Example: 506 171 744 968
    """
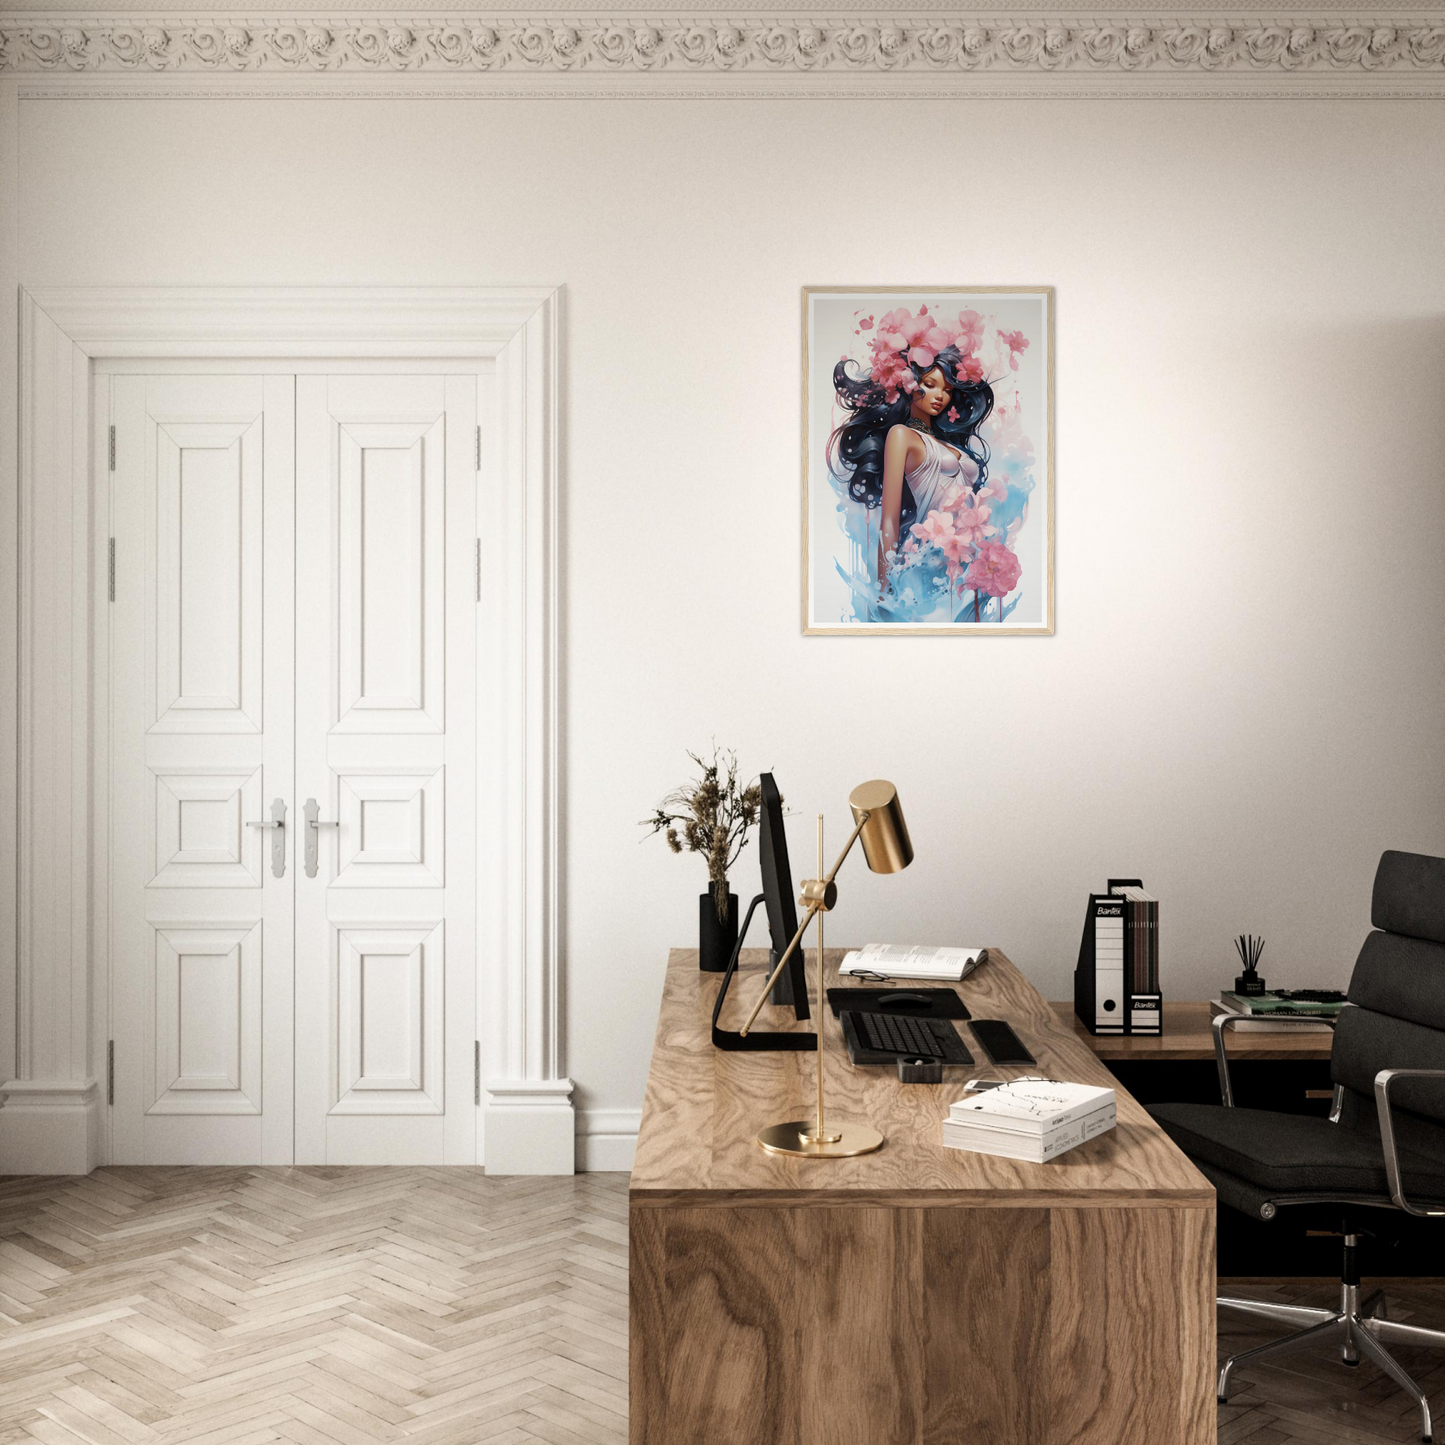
1210 990 1345 1033
941 1078 1117 1163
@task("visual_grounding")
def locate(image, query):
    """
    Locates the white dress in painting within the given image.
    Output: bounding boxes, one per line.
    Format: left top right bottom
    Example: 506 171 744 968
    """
904 429 978 522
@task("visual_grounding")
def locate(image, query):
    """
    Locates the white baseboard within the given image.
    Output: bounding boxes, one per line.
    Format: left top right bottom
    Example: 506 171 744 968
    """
576 1108 639 1173
0 1079 102 1175
483 1078 575 1175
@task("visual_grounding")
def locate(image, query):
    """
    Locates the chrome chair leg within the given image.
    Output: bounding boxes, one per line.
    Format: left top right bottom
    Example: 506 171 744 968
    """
1217 1296 1337 1328
1216 1286 1443 1442
1218 1314 1347 1401
1342 1283 1361 1365
1350 1319 1433 1442
1365 1316 1445 1350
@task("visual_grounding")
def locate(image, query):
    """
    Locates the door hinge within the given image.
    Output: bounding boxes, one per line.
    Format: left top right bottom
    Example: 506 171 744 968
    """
108 538 116 602
108 425 116 472
474 1041 481 1106
475 539 482 603
107 1040 115 1105
475 424 482 472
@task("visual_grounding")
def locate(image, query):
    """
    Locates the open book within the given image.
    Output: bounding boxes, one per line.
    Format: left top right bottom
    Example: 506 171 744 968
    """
839 943 987 982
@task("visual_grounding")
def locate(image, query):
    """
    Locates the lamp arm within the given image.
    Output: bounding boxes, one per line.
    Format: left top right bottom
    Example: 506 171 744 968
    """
738 812 871 1037
821 812 870 887
737 902 820 1039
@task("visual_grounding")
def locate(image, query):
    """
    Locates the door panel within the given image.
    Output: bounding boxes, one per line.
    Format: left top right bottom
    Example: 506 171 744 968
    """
110 375 295 1164
294 375 476 1164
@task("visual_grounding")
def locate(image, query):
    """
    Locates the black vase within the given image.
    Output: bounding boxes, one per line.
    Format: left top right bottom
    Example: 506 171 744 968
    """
699 888 739 972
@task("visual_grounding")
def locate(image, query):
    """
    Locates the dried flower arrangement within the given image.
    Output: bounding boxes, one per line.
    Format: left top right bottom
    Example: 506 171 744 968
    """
643 747 763 922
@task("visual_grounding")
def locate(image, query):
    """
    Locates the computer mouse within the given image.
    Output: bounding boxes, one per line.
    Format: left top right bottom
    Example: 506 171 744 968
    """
879 992 933 1010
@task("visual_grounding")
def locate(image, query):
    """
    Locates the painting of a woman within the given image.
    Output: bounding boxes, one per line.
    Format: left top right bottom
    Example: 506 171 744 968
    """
804 288 1053 634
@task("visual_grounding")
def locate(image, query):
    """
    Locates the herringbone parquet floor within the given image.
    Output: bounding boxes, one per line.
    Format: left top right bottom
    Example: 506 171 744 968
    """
3 1167 1445 1444
0 1168 628 1445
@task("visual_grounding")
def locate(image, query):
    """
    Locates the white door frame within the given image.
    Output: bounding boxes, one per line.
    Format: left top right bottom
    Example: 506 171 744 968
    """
2 286 571 1175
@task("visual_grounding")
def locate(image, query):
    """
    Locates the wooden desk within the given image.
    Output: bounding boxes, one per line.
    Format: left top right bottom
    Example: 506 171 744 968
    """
1052 1000 1334 1061
631 949 1215 1445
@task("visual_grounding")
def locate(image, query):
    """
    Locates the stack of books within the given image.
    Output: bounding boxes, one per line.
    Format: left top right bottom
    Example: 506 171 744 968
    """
941 1079 1117 1163
1210 990 1345 1033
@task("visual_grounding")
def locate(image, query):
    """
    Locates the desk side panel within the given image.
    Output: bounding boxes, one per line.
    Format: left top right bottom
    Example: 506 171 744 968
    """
629 1199 1212 1445
1048 1205 1216 1445
922 1207 1051 1445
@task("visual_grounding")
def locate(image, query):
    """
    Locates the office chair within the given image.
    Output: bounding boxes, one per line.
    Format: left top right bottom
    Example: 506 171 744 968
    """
1149 849 1445 1444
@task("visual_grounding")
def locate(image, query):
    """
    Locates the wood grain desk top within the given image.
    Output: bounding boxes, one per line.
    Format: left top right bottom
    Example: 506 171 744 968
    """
630 947 1213 1209
1052 1000 1335 1061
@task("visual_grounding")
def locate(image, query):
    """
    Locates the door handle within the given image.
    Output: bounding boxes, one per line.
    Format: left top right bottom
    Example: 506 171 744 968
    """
303 797 339 879
246 797 288 879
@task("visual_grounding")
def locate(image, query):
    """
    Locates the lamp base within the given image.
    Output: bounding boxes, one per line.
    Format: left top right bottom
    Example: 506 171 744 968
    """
756 1119 885 1158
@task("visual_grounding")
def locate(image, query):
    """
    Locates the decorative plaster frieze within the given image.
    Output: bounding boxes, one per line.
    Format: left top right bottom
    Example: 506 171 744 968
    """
1 14 1443 78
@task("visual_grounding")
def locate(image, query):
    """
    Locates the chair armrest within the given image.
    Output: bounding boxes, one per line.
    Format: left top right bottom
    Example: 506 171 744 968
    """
1212 1011 1337 1108
1374 1068 1445 1217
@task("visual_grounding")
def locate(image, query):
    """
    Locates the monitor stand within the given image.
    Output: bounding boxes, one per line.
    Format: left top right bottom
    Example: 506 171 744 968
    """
711 894 816 1052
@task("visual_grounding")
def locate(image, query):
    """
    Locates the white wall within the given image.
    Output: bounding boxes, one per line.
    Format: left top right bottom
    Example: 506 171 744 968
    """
16 95 1445 1146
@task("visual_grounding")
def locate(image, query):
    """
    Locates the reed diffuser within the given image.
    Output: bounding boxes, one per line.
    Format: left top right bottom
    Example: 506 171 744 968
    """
1234 934 1267 996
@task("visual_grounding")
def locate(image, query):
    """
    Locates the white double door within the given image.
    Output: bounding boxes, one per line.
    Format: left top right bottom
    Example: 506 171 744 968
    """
109 370 478 1165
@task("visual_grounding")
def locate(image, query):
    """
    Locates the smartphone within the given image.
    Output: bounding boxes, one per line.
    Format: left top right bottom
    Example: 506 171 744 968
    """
969 1020 1036 1066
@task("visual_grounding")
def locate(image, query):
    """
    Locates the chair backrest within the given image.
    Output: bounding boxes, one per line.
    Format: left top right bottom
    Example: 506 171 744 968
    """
1331 851 1445 1149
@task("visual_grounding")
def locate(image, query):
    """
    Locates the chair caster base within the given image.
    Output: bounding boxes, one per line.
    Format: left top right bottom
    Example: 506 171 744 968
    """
1343 1357 1360 1367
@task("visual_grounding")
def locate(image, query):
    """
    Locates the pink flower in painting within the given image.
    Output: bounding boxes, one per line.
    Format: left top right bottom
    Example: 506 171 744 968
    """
940 530 976 567
910 509 955 549
951 490 996 550
999 329 1030 371
963 541 1022 598
946 405 960 423
904 320 932 348
955 310 985 353
957 354 984 384
861 304 993 398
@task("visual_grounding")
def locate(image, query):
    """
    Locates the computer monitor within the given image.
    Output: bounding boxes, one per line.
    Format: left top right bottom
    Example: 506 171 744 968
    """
709 771 815 1051
758 773 810 1020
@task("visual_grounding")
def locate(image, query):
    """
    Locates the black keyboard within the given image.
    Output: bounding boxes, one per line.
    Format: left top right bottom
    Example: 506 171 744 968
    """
843 1010 974 1064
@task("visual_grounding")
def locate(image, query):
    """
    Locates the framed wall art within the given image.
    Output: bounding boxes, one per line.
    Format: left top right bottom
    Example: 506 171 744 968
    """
803 286 1054 635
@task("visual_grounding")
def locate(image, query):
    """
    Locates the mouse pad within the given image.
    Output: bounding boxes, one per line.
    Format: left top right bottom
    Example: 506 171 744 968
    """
826 987 970 1021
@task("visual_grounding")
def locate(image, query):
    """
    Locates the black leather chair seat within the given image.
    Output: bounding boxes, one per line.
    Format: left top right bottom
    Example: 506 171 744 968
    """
1150 1101 1445 1197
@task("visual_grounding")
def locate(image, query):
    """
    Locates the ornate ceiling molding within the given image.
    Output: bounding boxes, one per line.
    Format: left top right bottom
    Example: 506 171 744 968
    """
2 13 1443 88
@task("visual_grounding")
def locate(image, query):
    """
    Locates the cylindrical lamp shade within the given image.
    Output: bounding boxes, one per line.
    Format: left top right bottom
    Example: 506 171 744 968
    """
848 780 913 874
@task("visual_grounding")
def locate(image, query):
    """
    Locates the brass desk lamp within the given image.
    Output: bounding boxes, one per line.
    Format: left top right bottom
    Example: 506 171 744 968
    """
738 779 913 1158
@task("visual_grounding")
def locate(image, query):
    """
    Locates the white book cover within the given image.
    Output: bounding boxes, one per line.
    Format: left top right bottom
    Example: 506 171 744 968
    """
942 1102 1117 1162
949 1078 1115 1134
